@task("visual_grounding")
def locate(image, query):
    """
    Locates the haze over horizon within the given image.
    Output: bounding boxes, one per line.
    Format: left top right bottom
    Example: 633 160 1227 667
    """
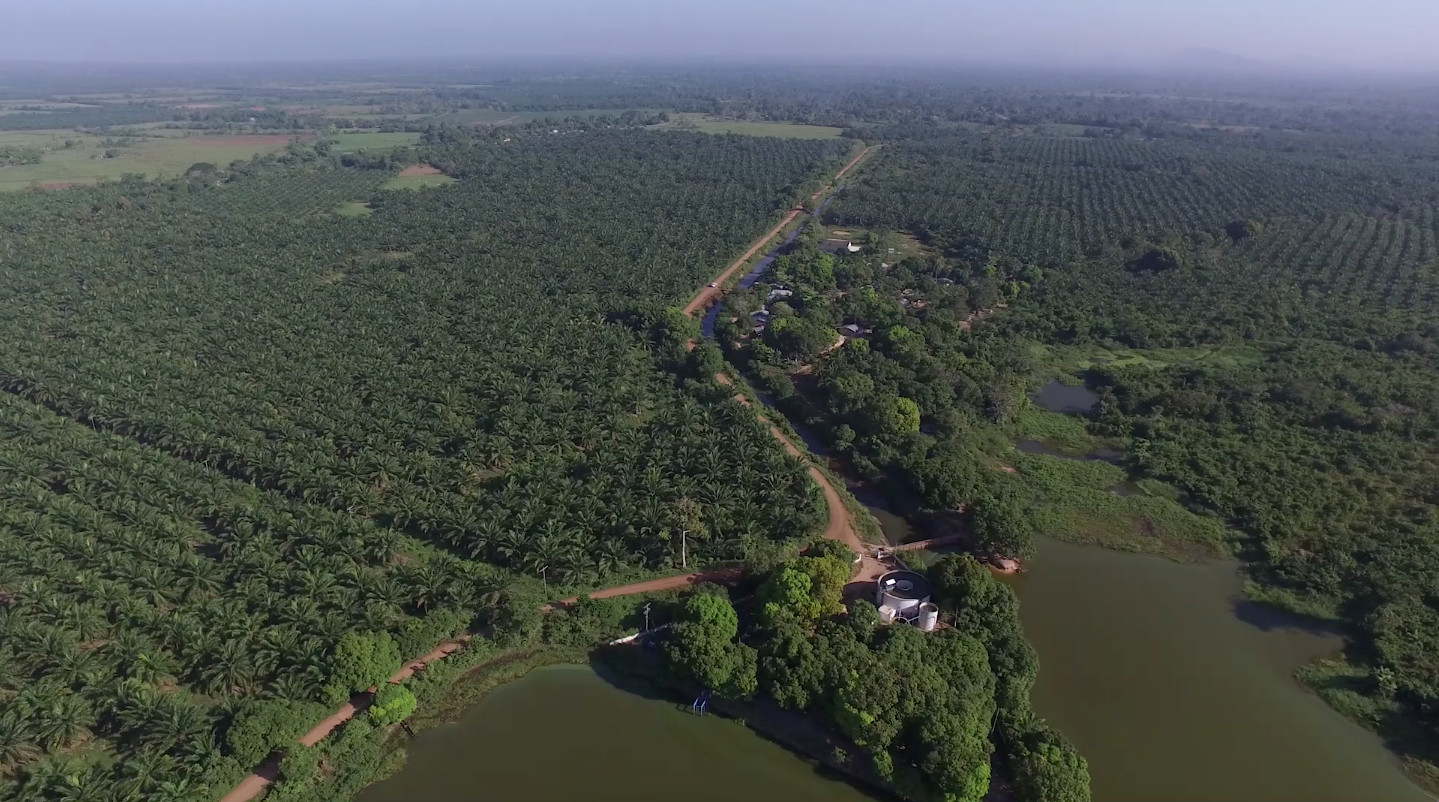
6 0 1439 74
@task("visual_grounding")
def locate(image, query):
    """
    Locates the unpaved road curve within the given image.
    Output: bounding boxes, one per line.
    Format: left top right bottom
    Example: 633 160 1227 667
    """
715 376 864 554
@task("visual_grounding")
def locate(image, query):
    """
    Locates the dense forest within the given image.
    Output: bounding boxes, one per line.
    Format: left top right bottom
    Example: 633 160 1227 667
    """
657 547 1089 802
0 127 851 800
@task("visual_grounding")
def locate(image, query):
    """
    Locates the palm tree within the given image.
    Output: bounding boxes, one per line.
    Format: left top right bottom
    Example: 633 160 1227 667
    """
0 712 40 776
195 639 256 696
33 694 94 751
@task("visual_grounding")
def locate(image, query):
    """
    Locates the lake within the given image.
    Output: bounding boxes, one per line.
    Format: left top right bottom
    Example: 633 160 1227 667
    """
1011 536 1428 802
356 664 876 802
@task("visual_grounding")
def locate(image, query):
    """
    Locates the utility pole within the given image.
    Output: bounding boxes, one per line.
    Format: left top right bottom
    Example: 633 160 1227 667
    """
643 602 652 633
681 529 688 570
539 566 547 587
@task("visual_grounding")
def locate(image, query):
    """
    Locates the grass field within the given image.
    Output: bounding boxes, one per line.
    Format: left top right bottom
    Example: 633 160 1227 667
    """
652 114 844 139
435 108 657 125
327 131 421 153
0 131 304 191
336 201 375 217
825 227 931 260
382 172 457 190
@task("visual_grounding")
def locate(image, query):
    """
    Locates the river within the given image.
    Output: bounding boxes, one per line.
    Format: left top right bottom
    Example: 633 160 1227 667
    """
356 664 875 802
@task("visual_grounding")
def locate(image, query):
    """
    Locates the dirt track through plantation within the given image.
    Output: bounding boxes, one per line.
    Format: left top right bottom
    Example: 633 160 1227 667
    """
682 145 873 317
216 142 877 802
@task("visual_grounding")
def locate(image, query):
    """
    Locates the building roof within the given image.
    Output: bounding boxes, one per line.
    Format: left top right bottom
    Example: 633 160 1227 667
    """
877 570 932 601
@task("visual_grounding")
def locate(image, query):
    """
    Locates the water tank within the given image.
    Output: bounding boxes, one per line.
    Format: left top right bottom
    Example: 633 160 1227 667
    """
874 570 933 615
878 604 897 625
918 602 940 632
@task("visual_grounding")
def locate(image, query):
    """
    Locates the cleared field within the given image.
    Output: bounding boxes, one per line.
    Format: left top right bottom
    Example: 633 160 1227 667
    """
336 201 375 217
825 227 931 259
654 114 843 139
382 172 456 190
328 131 421 153
380 164 456 190
436 108 655 125
0 131 304 191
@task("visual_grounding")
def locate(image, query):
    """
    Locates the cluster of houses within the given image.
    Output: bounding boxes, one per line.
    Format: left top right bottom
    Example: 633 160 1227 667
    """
746 234 961 345
748 285 794 335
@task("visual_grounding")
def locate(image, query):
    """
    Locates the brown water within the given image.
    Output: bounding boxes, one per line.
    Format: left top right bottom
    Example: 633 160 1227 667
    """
356 664 876 802
1011 536 1428 802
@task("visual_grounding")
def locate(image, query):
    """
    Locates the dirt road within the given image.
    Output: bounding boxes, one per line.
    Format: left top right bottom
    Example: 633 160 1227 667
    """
682 145 874 317
682 209 803 316
554 567 743 607
716 376 863 554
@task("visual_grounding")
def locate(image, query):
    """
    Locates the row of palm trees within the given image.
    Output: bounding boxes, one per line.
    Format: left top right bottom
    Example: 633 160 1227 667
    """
0 129 842 800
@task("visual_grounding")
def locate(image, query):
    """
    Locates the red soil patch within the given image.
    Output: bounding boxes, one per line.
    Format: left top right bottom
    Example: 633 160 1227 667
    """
176 103 222 110
398 164 445 177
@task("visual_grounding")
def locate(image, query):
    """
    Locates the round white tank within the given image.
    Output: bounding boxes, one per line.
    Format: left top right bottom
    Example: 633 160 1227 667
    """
874 570 933 615
878 604 898 624
918 602 940 632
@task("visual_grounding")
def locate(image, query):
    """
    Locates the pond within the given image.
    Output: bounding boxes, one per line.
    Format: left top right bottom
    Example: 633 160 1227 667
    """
1011 536 1428 802
1031 379 1099 414
1015 438 1122 464
356 664 877 802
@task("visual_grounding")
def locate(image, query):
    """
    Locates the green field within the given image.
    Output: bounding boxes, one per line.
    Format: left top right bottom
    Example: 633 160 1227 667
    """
382 171 457 190
653 115 844 139
336 201 375 217
435 108 657 125
0 130 303 191
327 131 422 153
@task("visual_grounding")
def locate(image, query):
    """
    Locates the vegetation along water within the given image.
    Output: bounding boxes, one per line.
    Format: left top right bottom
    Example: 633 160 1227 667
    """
357 665 876 802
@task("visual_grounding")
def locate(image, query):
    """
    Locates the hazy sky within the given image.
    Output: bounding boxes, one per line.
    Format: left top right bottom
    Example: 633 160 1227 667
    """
8 0 1439 72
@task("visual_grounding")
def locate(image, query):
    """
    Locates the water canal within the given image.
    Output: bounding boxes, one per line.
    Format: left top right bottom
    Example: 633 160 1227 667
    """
356 665 875 802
